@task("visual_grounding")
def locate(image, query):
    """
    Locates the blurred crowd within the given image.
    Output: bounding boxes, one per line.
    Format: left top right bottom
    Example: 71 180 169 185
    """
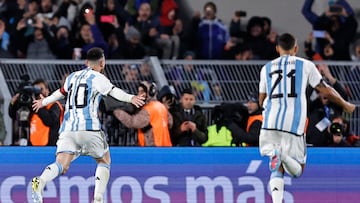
0 0 358 61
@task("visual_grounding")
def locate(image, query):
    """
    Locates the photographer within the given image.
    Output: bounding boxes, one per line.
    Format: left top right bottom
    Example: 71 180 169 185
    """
8 78 63 146
328 115 352 147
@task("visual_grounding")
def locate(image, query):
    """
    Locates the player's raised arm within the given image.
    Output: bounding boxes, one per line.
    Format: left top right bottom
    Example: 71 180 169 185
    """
315 82 356 113
32 88 66 112
108 87 145 108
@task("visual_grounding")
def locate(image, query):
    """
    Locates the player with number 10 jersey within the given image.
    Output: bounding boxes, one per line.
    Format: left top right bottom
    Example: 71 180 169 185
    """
59 68 121 132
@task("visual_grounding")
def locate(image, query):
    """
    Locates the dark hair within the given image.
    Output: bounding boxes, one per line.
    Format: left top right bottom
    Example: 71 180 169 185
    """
181 88 194 96
204 1 217 13
247 91 259 103
86 47 104 61
262 17 271 27
32 78 48 88
277 33 296 51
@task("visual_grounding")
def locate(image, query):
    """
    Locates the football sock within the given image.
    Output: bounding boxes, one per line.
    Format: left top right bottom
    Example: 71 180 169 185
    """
281 154 302 177
270 171 284 203
94 163 110 202
39 162 63 191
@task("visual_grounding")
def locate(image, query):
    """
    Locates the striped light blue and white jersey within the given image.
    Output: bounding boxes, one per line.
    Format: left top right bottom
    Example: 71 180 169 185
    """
259 55 322 136
59 68 113 132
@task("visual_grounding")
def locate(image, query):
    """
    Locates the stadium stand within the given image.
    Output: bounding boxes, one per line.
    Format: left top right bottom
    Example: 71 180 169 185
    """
0 58 359 145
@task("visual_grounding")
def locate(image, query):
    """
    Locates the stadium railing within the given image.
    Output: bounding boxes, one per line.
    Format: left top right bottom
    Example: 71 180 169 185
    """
0 58 359 145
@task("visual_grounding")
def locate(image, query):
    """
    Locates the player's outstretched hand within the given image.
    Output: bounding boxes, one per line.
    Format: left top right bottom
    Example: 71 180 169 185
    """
344 102 356 114
131 95 145 108
32 97 44 113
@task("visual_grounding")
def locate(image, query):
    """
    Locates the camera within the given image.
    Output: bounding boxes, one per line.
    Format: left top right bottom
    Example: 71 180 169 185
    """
16 74 41 107
235 10 247 17
329 5 342 14
329 122 343 135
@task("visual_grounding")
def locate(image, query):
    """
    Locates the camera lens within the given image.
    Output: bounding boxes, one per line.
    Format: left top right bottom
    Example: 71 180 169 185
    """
330 122 343 134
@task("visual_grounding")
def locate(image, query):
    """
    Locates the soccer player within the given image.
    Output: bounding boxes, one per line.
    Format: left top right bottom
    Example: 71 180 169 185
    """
258 33 356 203
31 47 145 203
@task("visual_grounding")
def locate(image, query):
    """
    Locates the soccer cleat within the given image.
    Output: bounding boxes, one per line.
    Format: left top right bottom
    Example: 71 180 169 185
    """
31 177 43 203
269 149 281 172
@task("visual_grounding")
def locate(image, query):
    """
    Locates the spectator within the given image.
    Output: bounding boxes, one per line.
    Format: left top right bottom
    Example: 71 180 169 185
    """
126 0 161 18
8 78 64 146
244 16 275 60
127 2 159 56
302 0 358 60
261 16 278 59
113 81 173 146
229 9 247 45
0 15 14 58
106 24 124 59
26 17 56 59
13 15 57 59
122 26 146 59
156 0 180 59
165 51 214 101
0 0 9 17
11 0 40 58
122 64 140 83
53 0 79 26
172 19 186 58
2 0 26 36
52 19 73 59
22 0 39 23
95 0 128 42
188 1 229 59
170 88 207 146
302 0 355 26
73 5 109 59
223 43 253 60
36 0 56 21
157 84 177 110
138 61 153 81
211 83 223 101
304 31 335 60
306 64 348 146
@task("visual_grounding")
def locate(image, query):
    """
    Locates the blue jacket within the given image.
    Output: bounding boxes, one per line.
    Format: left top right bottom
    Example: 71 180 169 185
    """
302 0 354 26
197 18 229 59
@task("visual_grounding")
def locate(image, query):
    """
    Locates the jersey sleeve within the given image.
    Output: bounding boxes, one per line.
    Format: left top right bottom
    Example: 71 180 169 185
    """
63 74 70 93
259 65 267 94
94 73 114 95
307 62 323 88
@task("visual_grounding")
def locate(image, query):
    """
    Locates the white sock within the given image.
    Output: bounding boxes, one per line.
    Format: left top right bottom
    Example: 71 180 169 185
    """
270 177 284 203
94 163 110 202
39 162 63 191
281 154 302 177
